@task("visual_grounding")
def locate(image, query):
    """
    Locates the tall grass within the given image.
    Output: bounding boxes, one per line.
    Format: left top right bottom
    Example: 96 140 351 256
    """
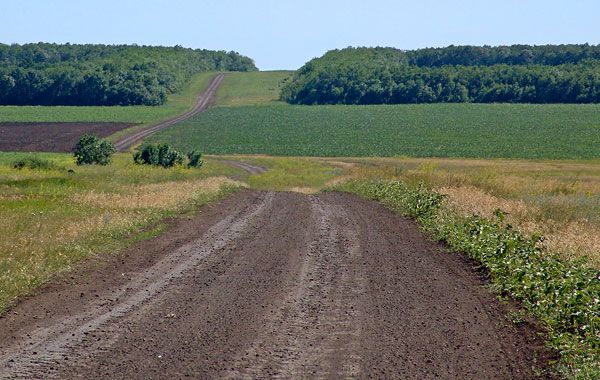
0 152 244 312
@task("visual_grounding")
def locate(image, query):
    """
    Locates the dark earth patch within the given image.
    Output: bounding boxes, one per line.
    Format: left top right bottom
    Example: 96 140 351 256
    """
0 191 555 379
0 122 133 152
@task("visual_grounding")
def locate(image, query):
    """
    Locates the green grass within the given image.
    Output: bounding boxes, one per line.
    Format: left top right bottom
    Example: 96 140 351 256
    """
0 152 245 312
0 72 216 124
215 155 344 192
148 103 600 159
215 71 292 106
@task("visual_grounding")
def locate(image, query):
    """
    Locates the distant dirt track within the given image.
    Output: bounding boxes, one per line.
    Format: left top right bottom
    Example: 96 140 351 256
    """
114 73 225 152
0 191 553 379
0 122 133 153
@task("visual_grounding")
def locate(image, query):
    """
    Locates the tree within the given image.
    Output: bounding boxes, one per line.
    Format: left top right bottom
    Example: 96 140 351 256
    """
73 134 116 165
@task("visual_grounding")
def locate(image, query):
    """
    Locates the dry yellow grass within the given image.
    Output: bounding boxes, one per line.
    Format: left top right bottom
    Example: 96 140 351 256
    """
72 177 240 211
0 153 245 311
437 185 600 267
336 157 600 268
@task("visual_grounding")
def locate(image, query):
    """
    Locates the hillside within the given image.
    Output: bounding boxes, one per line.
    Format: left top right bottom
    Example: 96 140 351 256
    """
281 45 600 104
0 43 256 106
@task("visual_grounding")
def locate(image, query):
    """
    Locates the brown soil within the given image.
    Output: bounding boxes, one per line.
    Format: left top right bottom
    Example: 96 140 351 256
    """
0 122 133 153
0 191 554 379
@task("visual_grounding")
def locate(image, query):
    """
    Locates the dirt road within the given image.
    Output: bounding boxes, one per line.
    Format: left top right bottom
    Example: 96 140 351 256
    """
0 191 550 379
114 74 225 152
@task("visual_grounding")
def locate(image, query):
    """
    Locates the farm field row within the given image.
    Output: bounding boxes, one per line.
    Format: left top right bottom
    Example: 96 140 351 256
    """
148 102 600 159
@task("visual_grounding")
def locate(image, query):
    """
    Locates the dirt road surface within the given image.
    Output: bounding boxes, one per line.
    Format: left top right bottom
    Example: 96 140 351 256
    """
0 191 551 379
114 74 225 152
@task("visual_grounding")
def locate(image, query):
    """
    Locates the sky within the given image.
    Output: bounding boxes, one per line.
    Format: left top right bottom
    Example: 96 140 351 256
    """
0 0 598 70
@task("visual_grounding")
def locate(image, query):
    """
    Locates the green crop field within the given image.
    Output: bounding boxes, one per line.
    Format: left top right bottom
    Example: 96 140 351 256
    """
0 72 216 124
147 102 600 159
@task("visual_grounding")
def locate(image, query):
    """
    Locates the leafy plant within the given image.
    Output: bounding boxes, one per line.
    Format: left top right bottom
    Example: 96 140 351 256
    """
73 134 115 166
12 156 58 170
134 143 203 169
186 150 203 168
340 179 600 378
146 102 600 160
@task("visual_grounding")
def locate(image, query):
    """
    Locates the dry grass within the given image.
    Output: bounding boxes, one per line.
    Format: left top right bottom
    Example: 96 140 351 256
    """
0 153 244 311
334 157 600 268
72 177 239 210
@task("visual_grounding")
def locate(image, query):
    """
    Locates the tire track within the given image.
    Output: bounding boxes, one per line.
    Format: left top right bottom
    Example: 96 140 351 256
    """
0 192 274 379
114 73 224 152
0 192 552 379
224 196 366 379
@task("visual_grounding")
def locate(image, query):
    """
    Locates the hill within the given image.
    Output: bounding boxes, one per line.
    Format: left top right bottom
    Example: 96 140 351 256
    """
0 43 256 106
281 45 600 104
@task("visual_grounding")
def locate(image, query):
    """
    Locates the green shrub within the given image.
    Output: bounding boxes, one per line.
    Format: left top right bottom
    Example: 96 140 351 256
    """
12 156 58 170
73 134 116 166
186 150 203 168
134 144 202 169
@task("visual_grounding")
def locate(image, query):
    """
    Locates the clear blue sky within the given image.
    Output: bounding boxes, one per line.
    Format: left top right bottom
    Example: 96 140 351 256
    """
1 0 597 70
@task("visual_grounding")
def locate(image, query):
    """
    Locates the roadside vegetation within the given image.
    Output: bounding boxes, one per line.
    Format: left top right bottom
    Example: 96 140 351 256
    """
134 143 203 168
73 134 116 165
0 43 256 106
282 45 600 104
0 152 244 312
335 178 599 378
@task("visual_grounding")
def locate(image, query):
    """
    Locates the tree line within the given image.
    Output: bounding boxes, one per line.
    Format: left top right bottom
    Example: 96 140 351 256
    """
281 45 600 104
0 43 257 106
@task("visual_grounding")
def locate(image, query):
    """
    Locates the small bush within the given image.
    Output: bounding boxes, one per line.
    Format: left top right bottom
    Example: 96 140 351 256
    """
73 134 116 166
187 150 203 168
12 156 57 170
134 144 202 169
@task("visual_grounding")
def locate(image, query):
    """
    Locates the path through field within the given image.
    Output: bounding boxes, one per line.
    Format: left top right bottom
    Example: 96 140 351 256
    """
0 191 549 379
114 73 225 152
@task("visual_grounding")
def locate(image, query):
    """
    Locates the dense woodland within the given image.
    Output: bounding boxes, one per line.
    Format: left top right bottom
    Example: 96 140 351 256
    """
0 43 256 106
281 45 600 104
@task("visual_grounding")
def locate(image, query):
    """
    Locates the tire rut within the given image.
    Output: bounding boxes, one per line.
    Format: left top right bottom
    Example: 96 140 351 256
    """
224 196 366 379
0 192 274 379
0 191 553 379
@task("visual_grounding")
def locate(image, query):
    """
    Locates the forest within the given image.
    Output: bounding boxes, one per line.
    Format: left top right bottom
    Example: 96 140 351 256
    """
281 45 600 104
0 43 256 106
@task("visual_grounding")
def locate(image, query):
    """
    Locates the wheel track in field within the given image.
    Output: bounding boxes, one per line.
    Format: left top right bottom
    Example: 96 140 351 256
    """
114 73 225 152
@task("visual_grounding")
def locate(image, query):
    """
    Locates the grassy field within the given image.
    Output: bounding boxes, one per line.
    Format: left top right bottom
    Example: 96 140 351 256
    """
215 71 292 106
0 72 216 124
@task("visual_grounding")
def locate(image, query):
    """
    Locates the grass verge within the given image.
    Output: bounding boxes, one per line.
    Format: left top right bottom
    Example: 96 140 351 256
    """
215 71 292 106
0 152 245 313
336 179 600 379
